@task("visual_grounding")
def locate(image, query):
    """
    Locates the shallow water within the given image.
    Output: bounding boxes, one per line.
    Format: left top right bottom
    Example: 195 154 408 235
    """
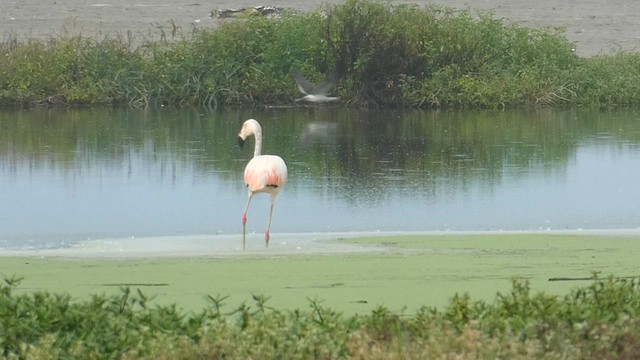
1 107 639 250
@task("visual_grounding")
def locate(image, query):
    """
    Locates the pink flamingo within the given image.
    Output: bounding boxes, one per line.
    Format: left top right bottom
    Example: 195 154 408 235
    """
237 119 288 249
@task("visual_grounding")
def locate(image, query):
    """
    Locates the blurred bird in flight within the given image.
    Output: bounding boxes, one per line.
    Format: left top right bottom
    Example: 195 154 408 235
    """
291 68 340 103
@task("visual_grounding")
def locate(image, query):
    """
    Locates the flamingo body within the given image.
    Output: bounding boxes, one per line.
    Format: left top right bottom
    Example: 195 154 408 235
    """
244 155 287 193
237 119 288 249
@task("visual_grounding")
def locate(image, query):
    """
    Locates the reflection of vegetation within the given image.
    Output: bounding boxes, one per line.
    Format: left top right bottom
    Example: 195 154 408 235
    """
0 107 241 181
1 0 640 107
297 108 640 202
2 108 640 202
3 276 640 358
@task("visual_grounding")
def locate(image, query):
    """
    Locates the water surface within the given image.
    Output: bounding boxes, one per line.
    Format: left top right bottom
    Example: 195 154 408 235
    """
1 107 639 250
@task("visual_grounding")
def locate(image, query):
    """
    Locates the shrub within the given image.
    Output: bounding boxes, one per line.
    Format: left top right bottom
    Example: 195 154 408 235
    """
2 276 640 359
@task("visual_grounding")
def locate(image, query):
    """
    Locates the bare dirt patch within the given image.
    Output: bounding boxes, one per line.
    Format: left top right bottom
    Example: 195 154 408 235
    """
3 0 640 57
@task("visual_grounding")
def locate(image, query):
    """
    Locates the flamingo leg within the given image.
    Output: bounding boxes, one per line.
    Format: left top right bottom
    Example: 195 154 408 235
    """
264 195 277 248
242 192 254 250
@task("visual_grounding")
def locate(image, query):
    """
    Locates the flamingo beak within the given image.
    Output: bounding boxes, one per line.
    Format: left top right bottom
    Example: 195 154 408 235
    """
238 136 245 149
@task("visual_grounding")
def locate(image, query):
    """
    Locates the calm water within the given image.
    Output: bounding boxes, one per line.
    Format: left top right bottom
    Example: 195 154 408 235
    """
1 107 639 250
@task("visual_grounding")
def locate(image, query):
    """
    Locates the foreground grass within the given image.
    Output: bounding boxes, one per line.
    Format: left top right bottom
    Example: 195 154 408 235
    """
1 0 640 108
1 233 640 357
1 276 640 359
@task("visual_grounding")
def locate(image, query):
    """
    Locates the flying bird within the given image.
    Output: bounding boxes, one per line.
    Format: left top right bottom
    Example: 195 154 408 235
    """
291 68 340 103
237 119 288 249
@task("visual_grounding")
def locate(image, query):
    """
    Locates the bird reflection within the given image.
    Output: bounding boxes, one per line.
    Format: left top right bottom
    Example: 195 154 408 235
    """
299 121 338 148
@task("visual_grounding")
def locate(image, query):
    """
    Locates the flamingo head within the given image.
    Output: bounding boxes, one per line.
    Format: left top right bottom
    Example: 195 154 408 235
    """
237 119 262 149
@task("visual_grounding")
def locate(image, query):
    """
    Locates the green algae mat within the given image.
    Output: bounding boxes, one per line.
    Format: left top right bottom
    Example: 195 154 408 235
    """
1 233 638 314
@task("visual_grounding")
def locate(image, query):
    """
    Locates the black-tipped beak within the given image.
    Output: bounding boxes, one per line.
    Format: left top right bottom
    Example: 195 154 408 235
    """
238 136 245 149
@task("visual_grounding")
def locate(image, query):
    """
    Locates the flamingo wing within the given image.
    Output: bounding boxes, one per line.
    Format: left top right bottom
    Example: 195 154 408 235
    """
244 155 288 193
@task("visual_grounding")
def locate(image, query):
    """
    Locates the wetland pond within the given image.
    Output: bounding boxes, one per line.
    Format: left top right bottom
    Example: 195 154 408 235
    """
1 107 639 251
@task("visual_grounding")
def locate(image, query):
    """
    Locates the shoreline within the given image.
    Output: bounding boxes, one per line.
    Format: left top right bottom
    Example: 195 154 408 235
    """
2 228 639 259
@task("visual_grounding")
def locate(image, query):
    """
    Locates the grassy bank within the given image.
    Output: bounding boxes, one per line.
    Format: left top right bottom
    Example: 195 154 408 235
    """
1 0 640 108
2 233 640 357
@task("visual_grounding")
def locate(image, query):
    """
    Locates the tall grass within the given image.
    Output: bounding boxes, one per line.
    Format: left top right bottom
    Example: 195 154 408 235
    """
0 0 639 108
2 276 640 358
324 1 578 107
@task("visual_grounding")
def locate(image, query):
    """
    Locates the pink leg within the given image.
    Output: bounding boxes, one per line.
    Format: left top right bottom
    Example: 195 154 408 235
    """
242 193 254 250
264 201 276 248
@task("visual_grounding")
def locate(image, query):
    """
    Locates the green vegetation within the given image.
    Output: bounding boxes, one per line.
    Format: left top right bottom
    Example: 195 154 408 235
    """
4 234 640 314
1 276 640 359
1 0 640 108
2 234 640 357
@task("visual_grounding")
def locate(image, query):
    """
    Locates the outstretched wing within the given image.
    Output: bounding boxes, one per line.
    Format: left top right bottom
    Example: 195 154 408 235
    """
313 70 339 95
291 68 339 96
291 68 317 95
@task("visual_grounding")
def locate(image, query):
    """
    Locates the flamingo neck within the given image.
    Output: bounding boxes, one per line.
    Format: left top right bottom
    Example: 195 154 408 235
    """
252 124 263 158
